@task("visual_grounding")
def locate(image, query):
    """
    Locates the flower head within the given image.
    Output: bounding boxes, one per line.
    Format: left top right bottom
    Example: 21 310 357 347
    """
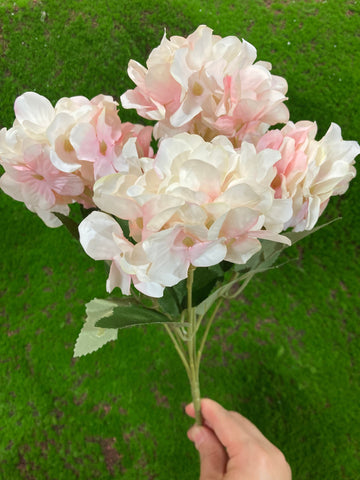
81 133 292 295
0 144 84 226
79 211 165 297
257 121 360 231
0 92 154 224
121 25 289 146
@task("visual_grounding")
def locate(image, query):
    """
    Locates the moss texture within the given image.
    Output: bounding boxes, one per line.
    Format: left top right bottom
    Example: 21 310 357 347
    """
0 1 359 478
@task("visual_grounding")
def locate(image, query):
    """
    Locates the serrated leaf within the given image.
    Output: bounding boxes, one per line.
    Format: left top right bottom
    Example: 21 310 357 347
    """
74 298 119 357
95 297 176 329
53 212 79 240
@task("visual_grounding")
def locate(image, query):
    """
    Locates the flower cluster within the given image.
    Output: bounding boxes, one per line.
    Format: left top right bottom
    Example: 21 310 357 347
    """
121 25 289 145
0 92 152 226
1 25 359 297
80 133 293 297
256 121 359 231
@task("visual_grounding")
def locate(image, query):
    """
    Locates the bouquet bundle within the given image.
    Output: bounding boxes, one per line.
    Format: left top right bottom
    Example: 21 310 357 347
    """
1 25 358 425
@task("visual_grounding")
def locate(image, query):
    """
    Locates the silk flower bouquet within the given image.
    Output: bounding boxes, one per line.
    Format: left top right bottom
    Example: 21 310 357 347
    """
1 25 359 426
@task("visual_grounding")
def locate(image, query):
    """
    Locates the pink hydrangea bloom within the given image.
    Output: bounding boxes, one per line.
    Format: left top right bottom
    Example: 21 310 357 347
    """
51 94 153 182
0 92 154 224
0 144 84 227
256 121 360 231
121 25 289 146
81 133 292 295
79 211 164 297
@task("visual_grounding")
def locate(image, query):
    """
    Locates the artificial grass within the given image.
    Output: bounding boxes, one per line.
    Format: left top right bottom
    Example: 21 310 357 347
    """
0 0 359 479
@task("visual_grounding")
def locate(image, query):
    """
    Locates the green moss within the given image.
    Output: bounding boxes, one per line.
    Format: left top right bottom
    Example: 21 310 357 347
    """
0 1 359 478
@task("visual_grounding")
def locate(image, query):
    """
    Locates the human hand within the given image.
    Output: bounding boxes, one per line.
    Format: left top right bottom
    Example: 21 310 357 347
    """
186 398 291 480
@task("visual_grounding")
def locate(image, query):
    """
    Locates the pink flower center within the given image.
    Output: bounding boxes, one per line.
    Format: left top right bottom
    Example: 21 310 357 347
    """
192 82 204 96
64 139 74 152
182 236 195 247
32 173 45 181
100 140 107 155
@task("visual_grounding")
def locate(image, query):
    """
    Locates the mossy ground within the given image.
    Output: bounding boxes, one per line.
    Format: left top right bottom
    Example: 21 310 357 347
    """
0 1 359 479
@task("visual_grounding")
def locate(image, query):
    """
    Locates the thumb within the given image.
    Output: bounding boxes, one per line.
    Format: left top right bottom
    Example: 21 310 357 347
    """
188 425 227 480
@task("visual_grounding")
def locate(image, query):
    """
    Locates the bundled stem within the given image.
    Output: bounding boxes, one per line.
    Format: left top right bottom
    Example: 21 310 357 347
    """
164 267 225 426
186 266 202 425
164 270 259 426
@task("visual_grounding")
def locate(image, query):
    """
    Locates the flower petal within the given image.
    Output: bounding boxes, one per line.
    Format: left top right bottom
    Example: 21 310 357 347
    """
15 92 55 135
78 211 125 261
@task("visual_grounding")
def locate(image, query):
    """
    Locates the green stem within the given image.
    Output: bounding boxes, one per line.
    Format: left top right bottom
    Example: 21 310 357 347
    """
196 297 222 371
186 266 202 425
164 324 190 378
226 272 254 300
189 363 202 425
162 267 255 428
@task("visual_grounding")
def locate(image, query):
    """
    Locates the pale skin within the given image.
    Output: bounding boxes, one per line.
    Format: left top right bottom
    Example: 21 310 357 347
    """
186 399 292 480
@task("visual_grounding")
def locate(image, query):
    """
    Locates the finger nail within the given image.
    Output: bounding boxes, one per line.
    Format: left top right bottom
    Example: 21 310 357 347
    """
188 425 205 449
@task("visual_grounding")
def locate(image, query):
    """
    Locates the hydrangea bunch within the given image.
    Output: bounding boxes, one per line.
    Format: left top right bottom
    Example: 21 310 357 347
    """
121 25 289 145
1 25 359 425
80 133 294 298
0 92 153 226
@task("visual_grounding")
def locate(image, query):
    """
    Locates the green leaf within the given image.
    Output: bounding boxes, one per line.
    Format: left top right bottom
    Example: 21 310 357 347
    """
158 286 182 316
233 219 341 277
196 219 342 321
158 266 226 316
74 298 119 357
218 260 234 273
53 212 79 240
158 278 188 314
284 218 341 245
79 204 97 219
233 239 287 275
173 279 188 307
191 267 224 307
95 297 177 329
253 240 287 273
195 276 240 317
